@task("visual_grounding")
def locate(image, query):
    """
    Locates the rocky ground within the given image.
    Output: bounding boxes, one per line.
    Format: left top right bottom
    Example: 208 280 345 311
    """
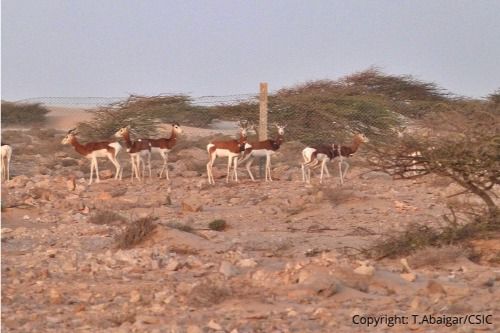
1 127 499 332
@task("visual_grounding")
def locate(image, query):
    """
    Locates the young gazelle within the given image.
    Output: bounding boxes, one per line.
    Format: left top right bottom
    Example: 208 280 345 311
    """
146 122 183 179
240 123 286 181
206 121 251 184
114 126 152 181
61 129 122 185
302 133 369 184
1 143 12 181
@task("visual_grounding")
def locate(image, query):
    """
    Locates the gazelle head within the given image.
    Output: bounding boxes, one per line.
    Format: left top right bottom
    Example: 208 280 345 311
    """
172 122 183 134
114 126 130 138
61 128 77 145
354 133 370 144
237 120 251 138
274 123 287 136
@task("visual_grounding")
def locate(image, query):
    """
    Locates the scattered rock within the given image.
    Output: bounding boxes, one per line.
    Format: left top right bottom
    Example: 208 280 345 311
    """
49 289 63 304
207 320 223 331
165 259 181 271
426 280 446 295
400 272 417 282
99 170 114 179
237 258 257 268
129 290 142 303
354 262 375 276
181 197 203 212
187 325 203 333
219 261 239 278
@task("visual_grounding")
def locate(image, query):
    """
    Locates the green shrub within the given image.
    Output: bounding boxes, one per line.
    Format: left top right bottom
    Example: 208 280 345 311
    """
1 101 50 125
208 219 227 231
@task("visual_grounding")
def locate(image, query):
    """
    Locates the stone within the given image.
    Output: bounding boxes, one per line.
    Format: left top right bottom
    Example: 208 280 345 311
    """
426 280 446 295
165 259 181 271
207 320 223 331
219 261 239 278
187 325 203 333
66 177 76 191
98 192 113 201
400 258 412 273
49 288 63 304
130 290 141 303
181 197 203 212
237 258 258 268
99 170 114 179
354 264 375 276
400 272 417 282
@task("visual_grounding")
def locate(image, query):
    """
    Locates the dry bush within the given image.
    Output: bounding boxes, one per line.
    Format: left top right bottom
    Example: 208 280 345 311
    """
115 216 156 249
369 212 500 259
407 246 471 268
370 105 499 220
186 278 231 307
166 221 194 233
321 187 356 205
89 210 127 225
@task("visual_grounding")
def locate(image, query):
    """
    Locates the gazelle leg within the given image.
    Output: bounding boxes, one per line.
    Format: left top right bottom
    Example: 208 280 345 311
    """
94 157 101 183
108 154 120 180
233 157 239 182
320 159 327 184
147 153 152 178
246 157 256 181
266 155 273 181
342 161 350 179
207 152 216 184
88 159 94 185
226 156 232 183
130 156 135 181
338 160 344 185
324 163 331 178
165 152 170 180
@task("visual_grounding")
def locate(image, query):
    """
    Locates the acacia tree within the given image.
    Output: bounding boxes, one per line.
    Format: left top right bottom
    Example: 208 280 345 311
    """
370 102 499 221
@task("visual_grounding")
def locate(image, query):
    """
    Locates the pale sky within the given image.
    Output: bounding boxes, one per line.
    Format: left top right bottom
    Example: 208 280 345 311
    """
2 0 499 101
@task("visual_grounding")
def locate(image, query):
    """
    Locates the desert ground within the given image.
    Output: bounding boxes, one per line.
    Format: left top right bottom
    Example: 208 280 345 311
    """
1 108 499 332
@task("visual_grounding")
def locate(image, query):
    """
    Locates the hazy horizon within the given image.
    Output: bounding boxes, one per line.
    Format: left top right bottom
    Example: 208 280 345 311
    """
2 0 500 101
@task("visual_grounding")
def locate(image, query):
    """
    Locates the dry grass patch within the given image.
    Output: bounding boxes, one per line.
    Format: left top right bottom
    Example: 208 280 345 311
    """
115 216 157 249
166 221 195 233
89 210 127 225
407 246 471 268
186 278 231 307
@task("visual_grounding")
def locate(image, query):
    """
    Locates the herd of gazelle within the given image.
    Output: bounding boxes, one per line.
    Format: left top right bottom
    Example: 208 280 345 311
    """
0 122 369 185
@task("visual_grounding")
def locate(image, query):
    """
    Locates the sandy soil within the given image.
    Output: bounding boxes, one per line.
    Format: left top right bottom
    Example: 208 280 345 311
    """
1 116 499 332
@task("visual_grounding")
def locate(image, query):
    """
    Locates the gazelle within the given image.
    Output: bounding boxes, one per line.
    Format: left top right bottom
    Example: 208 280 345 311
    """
240 123 286 181
146 122 183 179
206 121 251 184
1 143 12 181
114 126 152 181
302 133 369 184
61 129 122 185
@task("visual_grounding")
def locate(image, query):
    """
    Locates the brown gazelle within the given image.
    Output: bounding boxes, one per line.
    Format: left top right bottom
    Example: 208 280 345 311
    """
61 129 122 185
302 133 369 184
206 121 252 184
114 126 152 181
146 122 183 179
240 123 286 181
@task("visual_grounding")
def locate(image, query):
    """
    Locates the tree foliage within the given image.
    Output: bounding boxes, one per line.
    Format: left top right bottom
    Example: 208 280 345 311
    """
1 101 51 125
370 101 500 220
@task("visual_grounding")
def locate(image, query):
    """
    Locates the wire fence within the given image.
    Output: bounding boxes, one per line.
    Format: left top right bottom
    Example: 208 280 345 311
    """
12 92 404 145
